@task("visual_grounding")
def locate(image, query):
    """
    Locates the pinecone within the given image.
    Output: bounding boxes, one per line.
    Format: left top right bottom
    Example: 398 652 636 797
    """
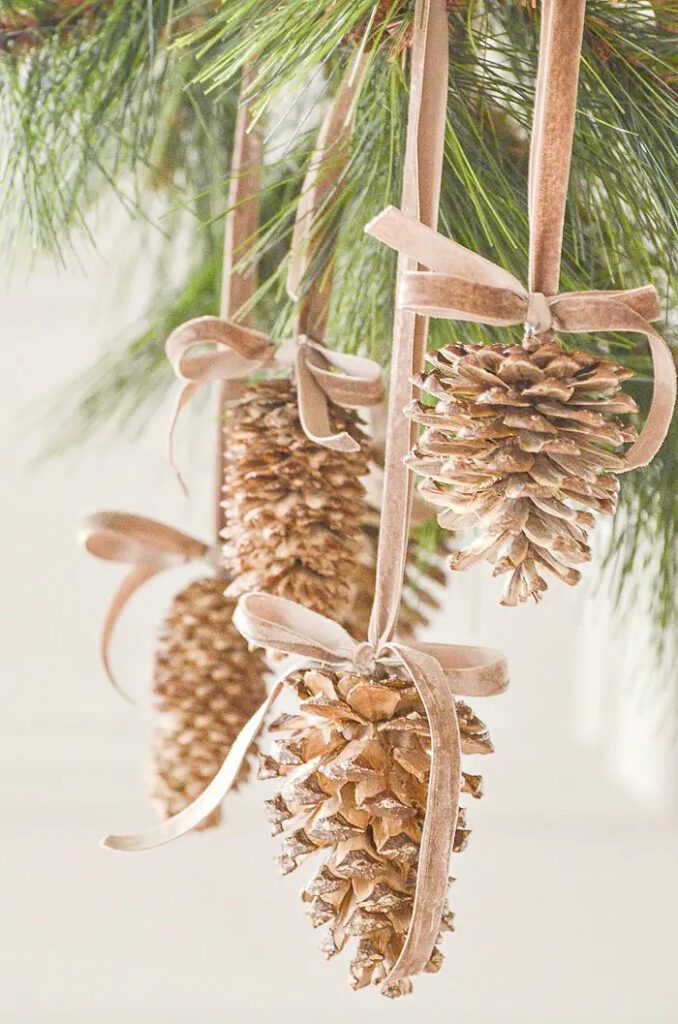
260 665 492 996
222 378 369 619
406 338 638 606
344 510 451 642
151 577 267 830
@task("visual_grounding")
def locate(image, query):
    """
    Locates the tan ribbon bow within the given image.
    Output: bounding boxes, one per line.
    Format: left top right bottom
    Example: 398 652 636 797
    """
101 591 508 992
166 55 381 494
165 316 383 491
78 511 218 703
365 207 676 471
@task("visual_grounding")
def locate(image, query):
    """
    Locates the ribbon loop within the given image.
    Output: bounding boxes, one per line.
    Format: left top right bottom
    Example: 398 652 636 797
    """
79 511 216 702
166 315 273 385
233 592 359 666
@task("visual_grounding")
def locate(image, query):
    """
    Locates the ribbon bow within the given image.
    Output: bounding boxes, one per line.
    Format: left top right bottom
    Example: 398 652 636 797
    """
366 206 676 471
165 315 383 492
78 511 218 703
101 591 508 992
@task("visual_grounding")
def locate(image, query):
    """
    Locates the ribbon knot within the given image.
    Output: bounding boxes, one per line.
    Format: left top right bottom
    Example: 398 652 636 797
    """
165 315 383 493
352 640 378 674
366 206 676 472
525 291 553 337
100 590 508 993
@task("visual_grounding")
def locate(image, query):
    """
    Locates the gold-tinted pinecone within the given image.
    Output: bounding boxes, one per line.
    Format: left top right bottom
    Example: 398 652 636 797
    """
344 510 452 642
406 338 638 606
151 577 267 830
260 666 492 996
222 378 369 619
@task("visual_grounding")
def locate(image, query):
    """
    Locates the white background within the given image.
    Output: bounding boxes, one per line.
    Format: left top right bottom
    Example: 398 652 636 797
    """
1 218 676 1023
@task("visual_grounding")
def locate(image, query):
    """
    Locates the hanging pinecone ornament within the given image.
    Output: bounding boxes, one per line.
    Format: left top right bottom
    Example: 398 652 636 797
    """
405 337 639 606
366 0 674 611
260 663 492 997
150 576 267 829
222 378 370 618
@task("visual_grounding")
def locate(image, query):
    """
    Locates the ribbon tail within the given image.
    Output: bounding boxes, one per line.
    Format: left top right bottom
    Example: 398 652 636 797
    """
295 344 360 453
382 645 461 992
101 564 161 706
166 380 202 497
101 675 289 852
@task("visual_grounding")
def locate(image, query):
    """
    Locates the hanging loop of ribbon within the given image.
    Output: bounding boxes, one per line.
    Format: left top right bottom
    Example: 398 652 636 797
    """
165 316 383 491
78 511 218 703
100 590 508 992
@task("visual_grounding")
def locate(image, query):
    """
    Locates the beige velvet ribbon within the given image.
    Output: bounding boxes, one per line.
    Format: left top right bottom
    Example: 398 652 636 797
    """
367 0 449 648
366 0 676 472
166 54 382 492
79 511 218 703
214 66 262 542
102 591 509 991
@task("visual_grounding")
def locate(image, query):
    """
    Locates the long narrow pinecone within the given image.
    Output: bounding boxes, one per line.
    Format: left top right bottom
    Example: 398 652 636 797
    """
344 509 452 642
406 338 638 606
260 665 492 996
222 379 369 619
151 577 267 830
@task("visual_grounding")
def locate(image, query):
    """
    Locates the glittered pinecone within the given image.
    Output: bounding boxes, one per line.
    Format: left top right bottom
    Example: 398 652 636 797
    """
406 338 638 606
260 666 492 996
344 510 451 642
222 379 369 619
151 577 267 830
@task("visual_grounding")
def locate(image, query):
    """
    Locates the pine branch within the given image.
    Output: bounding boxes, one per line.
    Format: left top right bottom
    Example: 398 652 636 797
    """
0 0 187 256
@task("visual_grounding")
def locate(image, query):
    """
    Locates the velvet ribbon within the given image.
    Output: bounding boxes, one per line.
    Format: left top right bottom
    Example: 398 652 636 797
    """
79 512 218 703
